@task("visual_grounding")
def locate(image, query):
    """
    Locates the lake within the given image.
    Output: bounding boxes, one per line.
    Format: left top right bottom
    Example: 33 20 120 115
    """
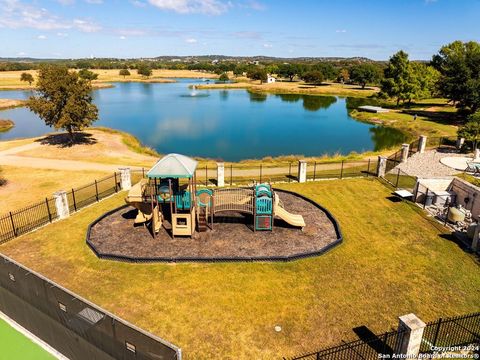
0 79 406 161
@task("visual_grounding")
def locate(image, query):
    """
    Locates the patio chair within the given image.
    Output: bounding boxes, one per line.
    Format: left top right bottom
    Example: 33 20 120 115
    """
465 161 480 175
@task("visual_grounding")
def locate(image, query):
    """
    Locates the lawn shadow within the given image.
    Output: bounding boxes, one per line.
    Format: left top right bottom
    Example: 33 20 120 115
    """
401 109 462 126
352 326 395 355
35 132 97 148
440 232 479 261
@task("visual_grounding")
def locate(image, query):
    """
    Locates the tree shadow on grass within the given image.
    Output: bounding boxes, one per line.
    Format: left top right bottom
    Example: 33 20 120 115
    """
401 109 463 126
439 232 480 261
35 132 97 148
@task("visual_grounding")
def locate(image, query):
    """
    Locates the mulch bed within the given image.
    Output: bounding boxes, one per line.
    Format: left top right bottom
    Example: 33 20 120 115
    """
87 190 340 261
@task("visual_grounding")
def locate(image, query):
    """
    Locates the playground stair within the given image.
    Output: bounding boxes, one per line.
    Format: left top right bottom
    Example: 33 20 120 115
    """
197 207 208 232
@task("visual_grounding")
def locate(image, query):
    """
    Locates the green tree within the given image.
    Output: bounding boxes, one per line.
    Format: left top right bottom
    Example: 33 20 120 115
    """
338 68 350 83
247 68 268 83
311 62 337 81
350 63 380 89
380 50 416 106
20 72 34 86
433 41 480 113
219 72 229 82
26 65 98 143
277 63 299 82
78 69 98 81
119 69 131 78
458 112 480 150
137 64 152 77
302 71 324 85
410 63 440 100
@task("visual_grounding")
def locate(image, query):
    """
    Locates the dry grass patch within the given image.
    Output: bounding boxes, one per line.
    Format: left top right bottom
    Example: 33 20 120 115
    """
0 179 478 359
0 99 25 110
0 165 111 212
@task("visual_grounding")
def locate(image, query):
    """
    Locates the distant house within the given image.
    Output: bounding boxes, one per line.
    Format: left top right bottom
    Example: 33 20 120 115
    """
266 74 276 84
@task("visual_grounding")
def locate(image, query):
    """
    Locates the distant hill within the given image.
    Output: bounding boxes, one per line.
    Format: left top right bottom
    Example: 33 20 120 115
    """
0 55 377 63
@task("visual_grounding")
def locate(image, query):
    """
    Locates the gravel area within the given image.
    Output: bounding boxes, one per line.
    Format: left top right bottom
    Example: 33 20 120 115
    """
87 191 339 261
396 149 467 177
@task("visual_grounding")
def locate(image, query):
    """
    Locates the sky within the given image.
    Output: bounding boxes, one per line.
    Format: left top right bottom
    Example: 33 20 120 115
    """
0 0 479 60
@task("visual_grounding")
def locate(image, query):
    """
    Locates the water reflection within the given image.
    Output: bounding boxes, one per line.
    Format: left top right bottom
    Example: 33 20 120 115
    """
369 126 408 151
275 94 337 111
249 92 268 102
219 90 229 101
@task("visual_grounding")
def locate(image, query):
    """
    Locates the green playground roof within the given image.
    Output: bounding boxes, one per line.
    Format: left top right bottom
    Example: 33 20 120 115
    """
147 153 198 178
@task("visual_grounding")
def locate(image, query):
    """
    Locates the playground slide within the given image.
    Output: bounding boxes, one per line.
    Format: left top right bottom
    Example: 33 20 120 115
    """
125 179 154 223
274 195 306 228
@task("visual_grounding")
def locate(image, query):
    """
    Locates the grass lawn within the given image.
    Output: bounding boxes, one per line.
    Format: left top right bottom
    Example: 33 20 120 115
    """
0 178 478 359
0 166 111 213
350 99 460 138
0 317 55 360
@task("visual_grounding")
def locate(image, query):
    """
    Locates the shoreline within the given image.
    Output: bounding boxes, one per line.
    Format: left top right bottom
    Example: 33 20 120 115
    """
0 119 14 132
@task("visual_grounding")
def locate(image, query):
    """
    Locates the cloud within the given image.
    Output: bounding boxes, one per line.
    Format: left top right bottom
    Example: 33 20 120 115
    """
57 32 69 37
335 29 347 33
148 0 230 15
0 0 101 32
85 0 103 3
17 51 27 56
73 19 102 32
185 37 198 43
37 34 47 40
119 35 126 40
263 43 272 48
239 0 265 11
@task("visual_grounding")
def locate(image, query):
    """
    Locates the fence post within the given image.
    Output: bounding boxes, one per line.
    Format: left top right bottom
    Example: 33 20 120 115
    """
377 156 387 178
72 188 77 212
298 160 307 183
471 216 480 252
401 143 410 163
288 163 292 183
397 313 426 358
53 190 69 220
395 168 400 188
313 161 317 181
118 168 132 190
419 135 427 154
114 172 118 192
142 167 145 178
366 159 371 178
431 318 442 348
94 180 99 201
9 212 17 237
340 160 344 179
45 198 52 223
456 137 465 150
217 162 225 187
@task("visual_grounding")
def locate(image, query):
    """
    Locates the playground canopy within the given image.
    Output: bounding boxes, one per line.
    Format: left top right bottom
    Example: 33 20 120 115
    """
147 154 198 179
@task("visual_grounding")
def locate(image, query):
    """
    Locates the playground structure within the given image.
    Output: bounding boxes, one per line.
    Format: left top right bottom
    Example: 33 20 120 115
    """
125 153 305 238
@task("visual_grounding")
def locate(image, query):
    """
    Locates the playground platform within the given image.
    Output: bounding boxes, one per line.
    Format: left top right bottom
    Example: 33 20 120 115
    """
86 190 342 262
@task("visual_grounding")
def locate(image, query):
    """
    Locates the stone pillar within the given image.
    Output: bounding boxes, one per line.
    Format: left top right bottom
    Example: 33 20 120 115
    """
456 137 465 150
397 313 426 358
377 156 387 177
53 190 69 219
401 143 410 163
472 217 480 252
118 168 131 190
419 135 427 154
217 162 225 187
298 160 307 183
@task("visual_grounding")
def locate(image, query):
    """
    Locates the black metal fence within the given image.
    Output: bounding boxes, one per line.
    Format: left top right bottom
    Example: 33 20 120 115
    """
0 171 144 245
383 167 417 191
286 312 480 360
286 328 406 360
427 136 458 149
194 160 378 187
0 253 181 359
420 312 480 353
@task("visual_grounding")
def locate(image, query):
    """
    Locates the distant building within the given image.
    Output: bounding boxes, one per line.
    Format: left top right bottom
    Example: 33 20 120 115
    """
266 74 276 83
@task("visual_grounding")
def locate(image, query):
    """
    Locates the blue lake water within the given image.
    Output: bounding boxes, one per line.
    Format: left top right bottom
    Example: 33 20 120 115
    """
0 79 406 161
